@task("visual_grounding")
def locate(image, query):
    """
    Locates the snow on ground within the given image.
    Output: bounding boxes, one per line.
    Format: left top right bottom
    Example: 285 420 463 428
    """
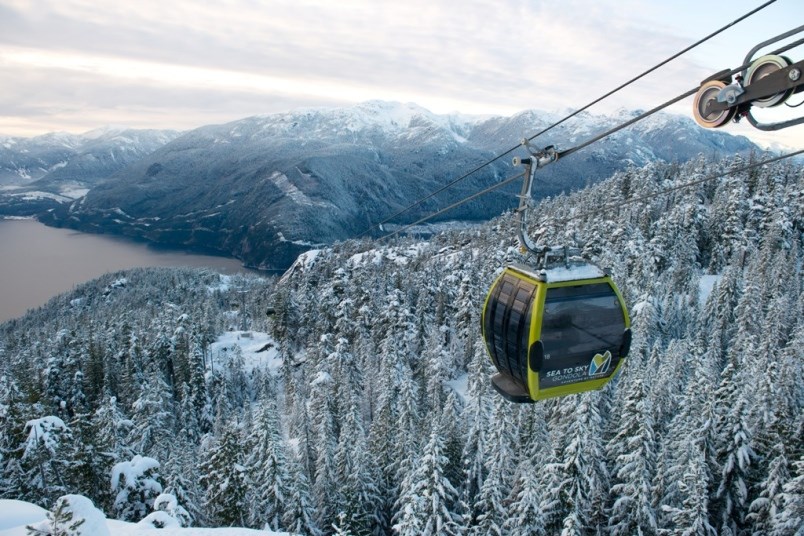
59 186 90 199
267 171 319 207
279 249 321 283
276 232 321 247
210 331 281 373
105 520 289 535
446 373 469 404
26 495 110 536
13 191 71 202
0 500 46 531
0 499 290 536
347 242 427 268
206 274 268 295
698 274 722 305
207 274 235 293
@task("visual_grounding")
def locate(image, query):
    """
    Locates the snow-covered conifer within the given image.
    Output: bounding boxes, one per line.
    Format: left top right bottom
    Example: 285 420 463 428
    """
393 427 461 536
504 458 546 536
245 398 292 531
198 425 246 527
110 455 162 522
606 376 658 535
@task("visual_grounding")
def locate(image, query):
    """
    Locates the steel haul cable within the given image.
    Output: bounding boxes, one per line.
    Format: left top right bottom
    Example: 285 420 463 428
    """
380 149 804 242
378 172 526 240
554 149 804 225
379 27 804 240
358 0 779 238
378 63 779 241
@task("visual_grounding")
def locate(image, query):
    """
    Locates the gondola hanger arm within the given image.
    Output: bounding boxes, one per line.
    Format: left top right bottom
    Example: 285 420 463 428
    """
513 142 560 263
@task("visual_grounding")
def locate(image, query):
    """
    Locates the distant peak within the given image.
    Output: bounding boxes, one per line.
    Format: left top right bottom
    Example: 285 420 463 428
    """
80 125 130 140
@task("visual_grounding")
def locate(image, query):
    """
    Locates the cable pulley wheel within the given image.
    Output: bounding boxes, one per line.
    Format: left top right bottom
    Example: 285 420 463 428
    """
692 80 736 128
746 54 793 108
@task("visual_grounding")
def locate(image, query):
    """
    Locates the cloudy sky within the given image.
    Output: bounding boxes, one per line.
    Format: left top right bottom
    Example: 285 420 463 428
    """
1 0 803 149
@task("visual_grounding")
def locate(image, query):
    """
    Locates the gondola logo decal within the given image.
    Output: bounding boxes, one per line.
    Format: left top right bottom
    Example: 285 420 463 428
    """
588 351 612 376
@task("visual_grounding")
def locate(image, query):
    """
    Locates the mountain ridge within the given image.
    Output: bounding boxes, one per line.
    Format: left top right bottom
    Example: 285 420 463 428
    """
2 102 758 270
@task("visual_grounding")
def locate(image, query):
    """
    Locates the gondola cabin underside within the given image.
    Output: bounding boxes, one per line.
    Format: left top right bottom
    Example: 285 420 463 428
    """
481 263 631 402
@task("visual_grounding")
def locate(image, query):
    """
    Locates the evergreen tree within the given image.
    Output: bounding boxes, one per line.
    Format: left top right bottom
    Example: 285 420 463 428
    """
459 339 492 514
655 365 719 530
245 399 292 532
65 409 105 508
199 424 247 527
152 492 193 527
110 455 163 522
89 394 133 512
769 455 803 536
606 376 658 535
309 357 338 530
127 370 176 462
469 398 513 536
366 363 399 534
393 428 461 536
555 393 609 533
0 378 33 500
27 494 109 536
161 437 203 527
393 361 420 483
282 451 322 536
661 440 717 536
422 325 450 413
504 459 546 536
20 416 71 507
714 388 756 535
746 443 790 535
187 339 212 436
439 391 464 497
333 395 380 536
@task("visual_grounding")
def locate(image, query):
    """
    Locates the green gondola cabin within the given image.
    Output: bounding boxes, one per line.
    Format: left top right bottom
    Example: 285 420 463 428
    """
481 263 631 402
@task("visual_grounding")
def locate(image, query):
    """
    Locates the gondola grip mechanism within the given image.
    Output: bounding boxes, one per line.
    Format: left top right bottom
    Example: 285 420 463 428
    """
512 144 559 259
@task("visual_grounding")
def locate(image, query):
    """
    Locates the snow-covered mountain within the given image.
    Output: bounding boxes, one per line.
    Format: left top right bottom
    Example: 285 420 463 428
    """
0 132 83 185
0 128 181 214
9 102 756 270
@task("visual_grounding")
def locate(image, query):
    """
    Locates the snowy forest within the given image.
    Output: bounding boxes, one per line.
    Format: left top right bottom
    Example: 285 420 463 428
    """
0 153 802 535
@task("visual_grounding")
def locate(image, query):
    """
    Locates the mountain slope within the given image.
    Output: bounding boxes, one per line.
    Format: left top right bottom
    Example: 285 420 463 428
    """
0 155 800 535
30 102 757 270
0 128 181 215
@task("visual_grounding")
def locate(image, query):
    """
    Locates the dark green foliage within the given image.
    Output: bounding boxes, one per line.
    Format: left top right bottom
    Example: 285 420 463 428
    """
199 424 247 527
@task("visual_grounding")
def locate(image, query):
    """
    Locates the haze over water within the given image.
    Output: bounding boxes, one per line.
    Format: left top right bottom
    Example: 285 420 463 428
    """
0 219 254 323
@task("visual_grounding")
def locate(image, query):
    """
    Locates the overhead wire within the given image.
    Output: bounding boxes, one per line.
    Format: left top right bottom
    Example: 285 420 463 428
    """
359 0 779 239
371 67 722 241
552 148 804 227
382 148 804 242
561 36 804 159
378 172 526 241
380 12 804 240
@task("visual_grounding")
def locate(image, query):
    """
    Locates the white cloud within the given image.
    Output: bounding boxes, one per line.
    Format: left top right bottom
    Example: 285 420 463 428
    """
0 0 802 148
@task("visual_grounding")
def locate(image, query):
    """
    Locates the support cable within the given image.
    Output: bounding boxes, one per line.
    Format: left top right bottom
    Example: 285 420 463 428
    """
554 148 804 225
379 34 804 240
381 149 804 242
379 172 525 241
358 0 778 238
